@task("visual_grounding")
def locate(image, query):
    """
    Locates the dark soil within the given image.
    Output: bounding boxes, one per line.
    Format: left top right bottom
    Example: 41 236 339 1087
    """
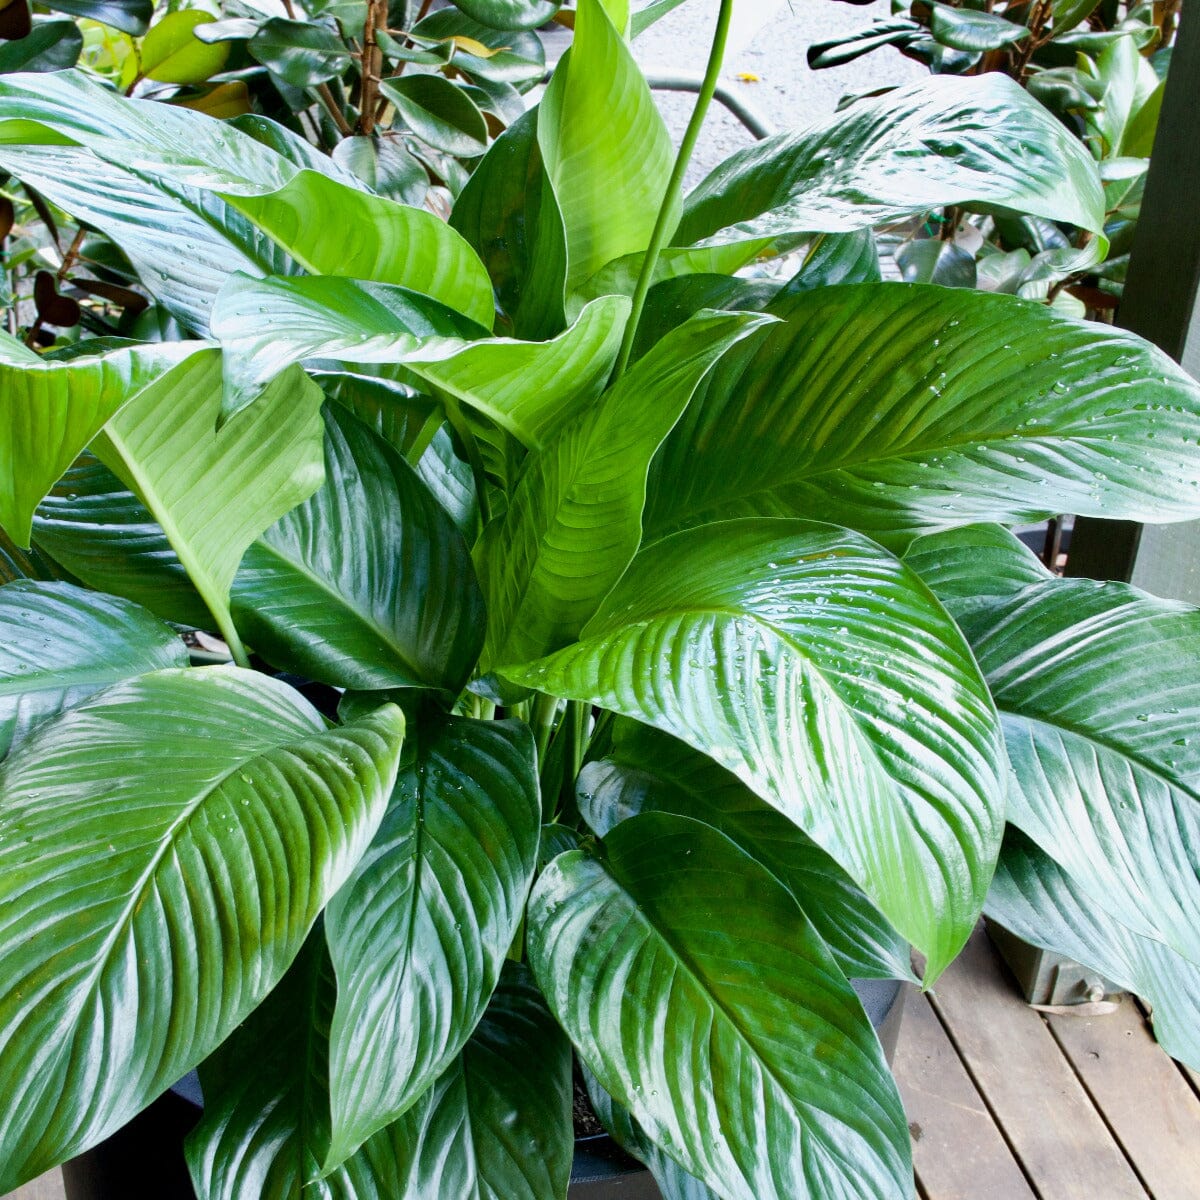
571 1063 605 1138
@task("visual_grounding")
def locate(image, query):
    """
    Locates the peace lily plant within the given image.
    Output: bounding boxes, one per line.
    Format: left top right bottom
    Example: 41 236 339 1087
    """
3 0 1200 1197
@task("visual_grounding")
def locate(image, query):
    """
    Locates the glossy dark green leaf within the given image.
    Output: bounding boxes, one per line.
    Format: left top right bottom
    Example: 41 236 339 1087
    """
331 135 427 206
449 106 568 338
248 18 351 87
988 828 1200 1069
452 0 560 31
0 526 75 587
141 11 229 84
578 719 915 981
676 74 1105 253
232 406 485 693
32 455 212 629
539 0 675 290
895 237 977 288
0 333 204 547
0 580 186 756
0 19 82 73
381 74 488 158
952 577 1200 971
529 812 913 1200
0 670 404 1193
412 10 545 85
630 273 778 362
478 310 770 668
646 284 1200 548
321 715 540 1166
776 230 881 296
506 519 1003 980
926 3 1029 51
93 352 325 663
43 0 150 35
807 21 922 70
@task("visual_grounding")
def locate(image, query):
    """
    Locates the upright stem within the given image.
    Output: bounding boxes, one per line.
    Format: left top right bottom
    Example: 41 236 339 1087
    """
358 0 388 135
611 0 735 382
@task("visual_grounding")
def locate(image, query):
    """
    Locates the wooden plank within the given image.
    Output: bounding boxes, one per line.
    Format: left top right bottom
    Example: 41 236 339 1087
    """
4 1170 65 1200
893 986 1036 1200
928 927 1148 1200
1047 999 1200 1200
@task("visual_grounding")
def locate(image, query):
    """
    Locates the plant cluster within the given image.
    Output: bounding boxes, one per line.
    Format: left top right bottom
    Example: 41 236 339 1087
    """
809 0 1176 313
1 1 1200 1199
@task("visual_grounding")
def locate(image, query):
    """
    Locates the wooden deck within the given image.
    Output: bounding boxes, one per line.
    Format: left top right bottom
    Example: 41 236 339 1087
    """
7 924 1200 1200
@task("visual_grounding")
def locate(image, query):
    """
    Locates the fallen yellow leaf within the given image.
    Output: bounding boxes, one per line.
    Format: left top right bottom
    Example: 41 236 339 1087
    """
736 71 761 82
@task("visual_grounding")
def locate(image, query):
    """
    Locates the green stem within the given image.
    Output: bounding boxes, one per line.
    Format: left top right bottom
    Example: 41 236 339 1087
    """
611 0 735 382
530 692 561 768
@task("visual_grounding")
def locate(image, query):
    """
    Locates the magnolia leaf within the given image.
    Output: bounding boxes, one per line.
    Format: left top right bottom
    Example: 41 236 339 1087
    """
43 0 150 35
539 0 675 290
646 284 1200 548
927 3 1030 52
479 310 770 668
141 11 229 84
578 719 916 982
528 813 913 1200
0 19 83 72
411 10 546 85
232 406 485 693
676 74 1105 253
380 74 488 158
0 579 186 756
322 715 540 1167
32 454 212 629
93 350 325 663
988 828 1200 1070
506 519 1003 979
0 333 204 547
0 669 404 1193
248 18 351 86
952 577 1200 971
452 0 560 30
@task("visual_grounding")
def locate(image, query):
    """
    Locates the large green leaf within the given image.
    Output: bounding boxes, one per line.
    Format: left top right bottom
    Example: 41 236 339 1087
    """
31 454 212 629
321 714 540 1167
449 106 569 339
0 669 404 1192
0 71 493 330
213 272 625 441
646 284 1200 547
505 519 1004 979
538 0 675 291
0 332 203 546
578 719 916 981
188 953 571 1200
233 405 484 693
987 828 1200 1070
453 0 560 30
675 74 1105 252
0 579 186 756
337 962 573 1198
528 812 913 1200
946 576 1200 972
93 351 325 662
477 310 769 668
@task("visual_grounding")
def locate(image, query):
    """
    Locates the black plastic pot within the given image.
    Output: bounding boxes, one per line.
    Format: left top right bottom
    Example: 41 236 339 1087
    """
62 978 906 1200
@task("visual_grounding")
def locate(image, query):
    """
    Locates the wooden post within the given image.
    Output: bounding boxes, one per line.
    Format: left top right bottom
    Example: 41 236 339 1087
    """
1067 5 1200 595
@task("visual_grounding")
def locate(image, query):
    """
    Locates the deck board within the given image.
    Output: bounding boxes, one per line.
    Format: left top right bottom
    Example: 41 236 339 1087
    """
927 927 1149 1200
1046 999 1200 1200
893 986 1037 1200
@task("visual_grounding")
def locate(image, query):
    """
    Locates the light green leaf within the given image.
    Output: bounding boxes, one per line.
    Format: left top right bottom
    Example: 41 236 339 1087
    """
0 333 204 546
210 273 482 420
479 310 770 667
0 579 186 756
322 714 540 1167
93 350 325 663
676 74 1106 253
528 812 913 1200
578 719 916 982
232 406 485 693
506 519 1004 979
646 284 1200 548
141 11 229 84
988 828 1200 1070
0 669 404 1193
955 577 1200 971
31 454 212 629
539 0 675 290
